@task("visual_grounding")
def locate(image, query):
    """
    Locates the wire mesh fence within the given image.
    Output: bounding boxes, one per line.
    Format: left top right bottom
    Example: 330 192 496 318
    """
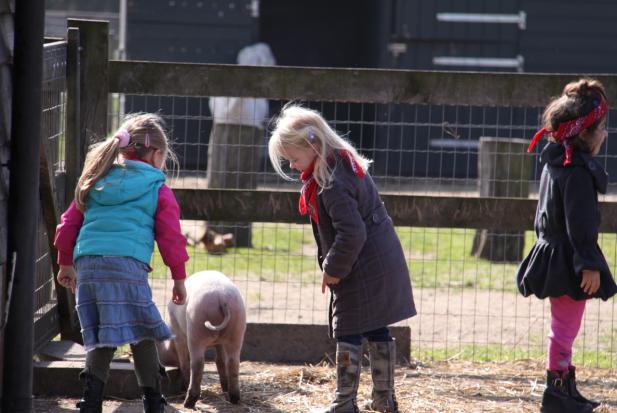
106 89 617 368
34 40 67 352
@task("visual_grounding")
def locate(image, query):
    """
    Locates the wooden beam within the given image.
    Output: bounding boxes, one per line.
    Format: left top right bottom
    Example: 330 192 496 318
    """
174 188 617 232
68 19 109 145
109 60 617 107
173 189 534 230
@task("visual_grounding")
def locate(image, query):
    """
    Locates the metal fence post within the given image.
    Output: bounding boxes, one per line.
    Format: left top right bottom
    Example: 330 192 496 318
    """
2 0 44 410
51 27 83 343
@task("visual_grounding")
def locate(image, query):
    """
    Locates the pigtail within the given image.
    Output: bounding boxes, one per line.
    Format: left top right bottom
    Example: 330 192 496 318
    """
74 113 176 211
74 137 122 211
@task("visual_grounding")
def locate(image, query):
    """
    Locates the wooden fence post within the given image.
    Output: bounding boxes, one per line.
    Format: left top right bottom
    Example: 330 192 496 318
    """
57 19 109 342
67 19 109 152
206 123 264 247
471 137 531 262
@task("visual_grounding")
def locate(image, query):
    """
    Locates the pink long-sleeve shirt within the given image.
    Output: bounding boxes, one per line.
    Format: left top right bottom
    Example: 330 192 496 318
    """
54 184 189 280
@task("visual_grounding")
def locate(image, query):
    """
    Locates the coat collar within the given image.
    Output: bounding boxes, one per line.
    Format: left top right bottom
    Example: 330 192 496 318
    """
540 142 608 194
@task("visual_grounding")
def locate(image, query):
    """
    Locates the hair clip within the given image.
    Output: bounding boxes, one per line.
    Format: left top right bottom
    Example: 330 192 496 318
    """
144 133 151 148
114 129 131 148
308 128 316 141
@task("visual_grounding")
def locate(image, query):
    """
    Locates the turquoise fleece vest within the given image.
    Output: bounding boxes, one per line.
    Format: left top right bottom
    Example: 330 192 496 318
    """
74 161 166 265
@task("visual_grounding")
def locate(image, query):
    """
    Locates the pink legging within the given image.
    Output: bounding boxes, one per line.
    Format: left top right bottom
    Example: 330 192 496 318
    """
547 295 586 372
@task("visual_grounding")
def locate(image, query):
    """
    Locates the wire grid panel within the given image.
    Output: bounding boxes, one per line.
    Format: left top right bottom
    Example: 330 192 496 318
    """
34 42 67 351
111 94 617 367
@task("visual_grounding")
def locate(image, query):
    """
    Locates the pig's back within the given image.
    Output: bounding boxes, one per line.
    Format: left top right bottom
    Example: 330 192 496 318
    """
185 271 246 331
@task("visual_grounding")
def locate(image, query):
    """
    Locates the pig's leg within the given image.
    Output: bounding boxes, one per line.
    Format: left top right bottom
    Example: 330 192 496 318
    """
214 344 229 393
225 341 242 404
183 329 207 409
169 316 190 390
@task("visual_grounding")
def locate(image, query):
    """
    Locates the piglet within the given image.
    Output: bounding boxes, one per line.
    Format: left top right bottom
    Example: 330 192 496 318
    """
156 270 246 408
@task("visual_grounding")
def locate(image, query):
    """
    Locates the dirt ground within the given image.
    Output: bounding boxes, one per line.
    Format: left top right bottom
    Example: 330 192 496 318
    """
151 279 617 356
34 359 616 413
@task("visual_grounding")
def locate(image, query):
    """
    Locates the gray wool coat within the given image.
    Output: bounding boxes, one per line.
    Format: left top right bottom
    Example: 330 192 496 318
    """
310 156 416 338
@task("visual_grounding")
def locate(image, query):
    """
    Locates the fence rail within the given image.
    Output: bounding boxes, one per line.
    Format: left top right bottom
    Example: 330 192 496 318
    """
37 19 617 368
176 188 617 231
109 60 617 106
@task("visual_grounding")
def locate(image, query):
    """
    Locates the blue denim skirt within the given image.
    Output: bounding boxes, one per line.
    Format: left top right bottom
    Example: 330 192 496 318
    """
74 256 172 351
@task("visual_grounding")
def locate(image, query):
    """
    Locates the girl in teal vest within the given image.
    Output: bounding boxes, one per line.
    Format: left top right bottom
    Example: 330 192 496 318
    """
54 113 189 413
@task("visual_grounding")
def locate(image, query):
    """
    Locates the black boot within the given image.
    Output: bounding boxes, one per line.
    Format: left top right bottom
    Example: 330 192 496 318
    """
541 370 593 413
142 386 167 413
76 373 105 413
565 366 600 409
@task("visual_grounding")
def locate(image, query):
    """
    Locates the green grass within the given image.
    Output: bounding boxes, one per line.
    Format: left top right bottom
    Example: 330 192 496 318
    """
146 224 617 368
151 224 617 293
151 223 320 283
413 345 617 369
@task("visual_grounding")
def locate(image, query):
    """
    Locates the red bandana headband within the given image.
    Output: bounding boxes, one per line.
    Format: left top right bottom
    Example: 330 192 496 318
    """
299 149 365 224
527 98 608 166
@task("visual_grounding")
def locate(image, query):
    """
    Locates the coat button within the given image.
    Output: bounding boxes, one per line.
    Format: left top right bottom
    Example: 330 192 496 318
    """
541 213 547 230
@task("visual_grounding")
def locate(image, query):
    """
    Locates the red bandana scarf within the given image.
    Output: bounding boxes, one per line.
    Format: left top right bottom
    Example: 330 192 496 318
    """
299 149 365 224
527 98 608 166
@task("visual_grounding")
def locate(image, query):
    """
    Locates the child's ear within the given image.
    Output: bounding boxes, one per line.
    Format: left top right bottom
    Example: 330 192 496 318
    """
579 128 593 141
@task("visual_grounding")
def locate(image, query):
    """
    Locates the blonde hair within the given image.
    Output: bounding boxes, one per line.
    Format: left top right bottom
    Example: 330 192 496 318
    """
74 112 179 211
268 104 371 188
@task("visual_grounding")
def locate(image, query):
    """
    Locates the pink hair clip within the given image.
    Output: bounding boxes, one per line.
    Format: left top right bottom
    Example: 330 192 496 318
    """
144 133 151 148
114 129 131 148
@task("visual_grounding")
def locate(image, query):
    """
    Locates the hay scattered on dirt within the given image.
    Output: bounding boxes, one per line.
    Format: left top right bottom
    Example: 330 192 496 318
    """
34 359 616 412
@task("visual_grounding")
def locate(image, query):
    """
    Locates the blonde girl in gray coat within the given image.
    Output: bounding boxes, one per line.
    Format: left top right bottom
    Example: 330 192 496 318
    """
269 104 416 413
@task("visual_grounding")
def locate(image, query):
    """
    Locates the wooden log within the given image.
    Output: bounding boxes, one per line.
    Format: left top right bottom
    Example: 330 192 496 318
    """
471 138 532 262
205 123 264 247
109 60 617 107
173 188 617 232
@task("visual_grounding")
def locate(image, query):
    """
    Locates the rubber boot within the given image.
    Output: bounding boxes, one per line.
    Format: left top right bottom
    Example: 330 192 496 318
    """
142 383 167 413
367 341 399 413
565 366 600 409
76 373 105 413
312 342 362 413
541 370 593 413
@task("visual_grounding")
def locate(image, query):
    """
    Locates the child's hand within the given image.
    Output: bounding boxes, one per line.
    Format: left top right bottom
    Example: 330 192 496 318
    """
581 270 600 295
321 272 340 294
57 265 76 294
172 279 187 305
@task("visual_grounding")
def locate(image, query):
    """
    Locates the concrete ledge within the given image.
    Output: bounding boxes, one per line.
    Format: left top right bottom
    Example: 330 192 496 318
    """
33 360 183 398
34 323 410 398
241 323 411 364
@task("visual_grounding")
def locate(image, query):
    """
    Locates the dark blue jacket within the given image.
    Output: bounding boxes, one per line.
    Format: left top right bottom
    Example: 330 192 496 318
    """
517 143 617 300
311 154 416 337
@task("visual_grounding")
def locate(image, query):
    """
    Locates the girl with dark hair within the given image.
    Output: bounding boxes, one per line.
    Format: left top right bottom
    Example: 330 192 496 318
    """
519 78 617 413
